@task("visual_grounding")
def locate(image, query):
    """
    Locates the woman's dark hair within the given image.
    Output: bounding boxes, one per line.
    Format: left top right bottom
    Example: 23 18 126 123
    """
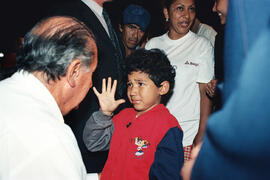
125 48 176 104
163 0 177 10
162 0 198 14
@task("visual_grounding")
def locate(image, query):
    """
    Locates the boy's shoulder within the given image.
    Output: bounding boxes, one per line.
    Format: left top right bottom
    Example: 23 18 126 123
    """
147 104 180 128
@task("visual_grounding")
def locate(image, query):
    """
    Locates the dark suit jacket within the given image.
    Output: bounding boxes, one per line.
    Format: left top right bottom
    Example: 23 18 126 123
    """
48 0 126 173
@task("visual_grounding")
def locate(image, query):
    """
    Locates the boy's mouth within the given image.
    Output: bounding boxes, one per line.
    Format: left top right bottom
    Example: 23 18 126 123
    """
131 99 140 104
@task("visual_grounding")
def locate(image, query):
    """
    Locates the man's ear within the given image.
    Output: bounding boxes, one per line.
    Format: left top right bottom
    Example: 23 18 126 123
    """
119 24 123 32
159 81 170 95
66 59 82 88
163 8 169 20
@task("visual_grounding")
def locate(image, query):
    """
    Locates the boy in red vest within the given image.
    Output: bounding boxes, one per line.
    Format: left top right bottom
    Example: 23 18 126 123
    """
83 49 184 180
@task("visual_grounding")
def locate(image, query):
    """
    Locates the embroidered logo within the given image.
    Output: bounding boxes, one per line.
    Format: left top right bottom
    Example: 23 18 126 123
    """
134 137 150 157
185 61 199 67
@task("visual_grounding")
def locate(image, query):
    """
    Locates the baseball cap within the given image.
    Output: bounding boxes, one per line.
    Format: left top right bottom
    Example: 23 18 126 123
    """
122 4 151 31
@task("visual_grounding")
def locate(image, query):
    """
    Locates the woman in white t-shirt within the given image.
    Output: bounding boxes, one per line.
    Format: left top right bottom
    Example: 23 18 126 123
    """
145 0 214 161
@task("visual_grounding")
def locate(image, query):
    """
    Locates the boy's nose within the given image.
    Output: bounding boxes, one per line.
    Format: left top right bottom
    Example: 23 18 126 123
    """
130 86 138 95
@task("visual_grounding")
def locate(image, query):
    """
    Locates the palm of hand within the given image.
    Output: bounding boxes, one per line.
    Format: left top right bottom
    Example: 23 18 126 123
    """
93 77 125 115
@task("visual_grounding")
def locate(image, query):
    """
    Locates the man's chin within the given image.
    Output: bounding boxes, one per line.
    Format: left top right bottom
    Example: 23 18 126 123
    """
74 105 79 110
62 105 79 116
127 44 137 50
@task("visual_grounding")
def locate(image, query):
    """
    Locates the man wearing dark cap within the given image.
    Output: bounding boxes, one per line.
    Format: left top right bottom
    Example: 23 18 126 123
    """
119 4 151 57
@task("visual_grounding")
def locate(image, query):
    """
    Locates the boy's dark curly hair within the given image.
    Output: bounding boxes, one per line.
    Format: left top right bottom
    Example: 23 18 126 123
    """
124 48 176 104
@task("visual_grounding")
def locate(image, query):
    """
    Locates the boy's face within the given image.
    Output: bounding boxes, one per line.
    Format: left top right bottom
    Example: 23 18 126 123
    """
127 71 162 116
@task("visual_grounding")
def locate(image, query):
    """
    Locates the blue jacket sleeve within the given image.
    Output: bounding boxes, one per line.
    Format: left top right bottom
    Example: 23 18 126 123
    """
149 127 184 180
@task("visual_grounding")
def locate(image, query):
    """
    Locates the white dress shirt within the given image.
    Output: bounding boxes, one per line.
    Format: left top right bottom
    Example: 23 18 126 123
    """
0 71 86 180
81 0 110 36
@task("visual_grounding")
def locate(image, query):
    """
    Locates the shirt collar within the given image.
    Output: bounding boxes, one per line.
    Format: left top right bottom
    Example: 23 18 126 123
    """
16 70 65 123
81 0 103 17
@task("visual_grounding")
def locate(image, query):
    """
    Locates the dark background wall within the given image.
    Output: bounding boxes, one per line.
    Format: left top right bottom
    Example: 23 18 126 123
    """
0 0 220 53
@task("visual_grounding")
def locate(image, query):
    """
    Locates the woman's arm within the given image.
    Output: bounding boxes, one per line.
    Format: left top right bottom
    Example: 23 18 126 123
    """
193 83 212 146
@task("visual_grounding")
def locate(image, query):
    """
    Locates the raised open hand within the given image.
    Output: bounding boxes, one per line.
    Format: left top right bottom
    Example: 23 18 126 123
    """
93 77 125 116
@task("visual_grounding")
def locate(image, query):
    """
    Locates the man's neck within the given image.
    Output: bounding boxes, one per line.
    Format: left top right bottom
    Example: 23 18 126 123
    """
32 71 64 114
125 46 135 57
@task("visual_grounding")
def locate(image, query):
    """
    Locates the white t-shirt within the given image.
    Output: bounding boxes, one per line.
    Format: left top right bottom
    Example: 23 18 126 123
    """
196 23 217 47
145 31 214 146
0 71 86 180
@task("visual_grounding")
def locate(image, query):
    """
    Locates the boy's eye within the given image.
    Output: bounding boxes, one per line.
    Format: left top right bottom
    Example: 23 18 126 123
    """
127 82 132 87
138 82 145 86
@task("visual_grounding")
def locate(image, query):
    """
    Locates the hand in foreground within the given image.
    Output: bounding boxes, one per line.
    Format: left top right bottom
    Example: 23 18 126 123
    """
206 79 217 97
93 77 125 116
